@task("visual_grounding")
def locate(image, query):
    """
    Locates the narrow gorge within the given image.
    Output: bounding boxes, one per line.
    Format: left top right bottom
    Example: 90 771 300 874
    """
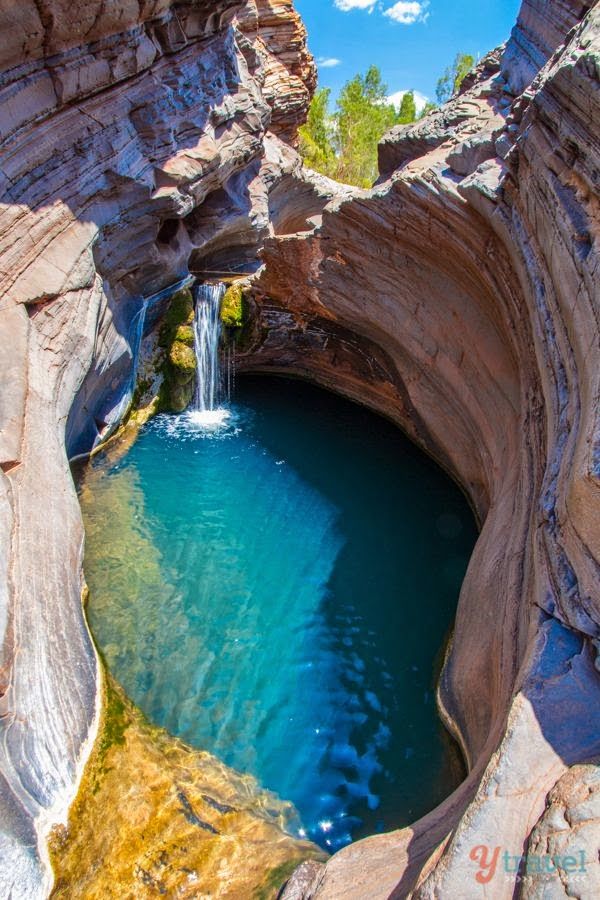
0 1 599 898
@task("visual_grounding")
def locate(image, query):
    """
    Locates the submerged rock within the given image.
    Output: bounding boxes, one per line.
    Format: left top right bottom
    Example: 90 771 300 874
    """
0 0 599 897
49 675 324 899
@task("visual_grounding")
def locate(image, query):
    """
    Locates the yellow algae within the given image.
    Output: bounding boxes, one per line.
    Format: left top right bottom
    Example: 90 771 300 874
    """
49 673 325 899
66 459 325 898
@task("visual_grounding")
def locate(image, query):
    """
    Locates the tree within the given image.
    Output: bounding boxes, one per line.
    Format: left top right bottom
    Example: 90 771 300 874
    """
298 55 481 187
397 91 417 125
418 101 438 119
435 53 475 104
298 87 336 175
334 66 399 187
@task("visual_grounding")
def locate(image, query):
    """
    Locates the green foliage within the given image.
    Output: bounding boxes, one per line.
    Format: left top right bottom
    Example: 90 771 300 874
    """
299 52 480 186
298 88 337 176
335 66 399 187
397 91 417 124
419 101 438 119
220 283 246 329
300 67 411 188
435 52 475 104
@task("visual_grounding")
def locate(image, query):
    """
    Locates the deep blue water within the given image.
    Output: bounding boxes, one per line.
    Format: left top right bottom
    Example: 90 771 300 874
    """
82 376 477 850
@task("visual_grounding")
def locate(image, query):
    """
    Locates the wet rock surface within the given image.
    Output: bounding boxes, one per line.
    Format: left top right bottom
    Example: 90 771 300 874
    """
0 1 315 895
0 0 599 898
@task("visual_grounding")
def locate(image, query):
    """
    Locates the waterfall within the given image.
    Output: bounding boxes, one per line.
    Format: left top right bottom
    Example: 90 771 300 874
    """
130 298 149 390
191 282 228 425
107 298 150 432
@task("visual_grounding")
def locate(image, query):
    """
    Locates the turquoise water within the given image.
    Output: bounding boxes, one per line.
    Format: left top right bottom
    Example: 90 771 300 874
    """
82 376 477 850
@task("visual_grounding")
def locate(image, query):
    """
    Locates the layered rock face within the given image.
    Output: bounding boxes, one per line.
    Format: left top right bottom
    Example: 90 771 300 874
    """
235 2 600 896
501 0 596 92
0 2 315 897
236 0 317 144
0 0 599 899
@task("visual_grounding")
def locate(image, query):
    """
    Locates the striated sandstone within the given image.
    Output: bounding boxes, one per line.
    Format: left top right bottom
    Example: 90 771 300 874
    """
232 2 600 897
236 0 317 146
378 49 505 178
0 0 599 899
0 1 315 896
501 0 596 93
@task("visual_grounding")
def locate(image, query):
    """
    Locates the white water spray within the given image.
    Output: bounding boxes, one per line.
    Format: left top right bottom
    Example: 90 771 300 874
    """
191 282 229 427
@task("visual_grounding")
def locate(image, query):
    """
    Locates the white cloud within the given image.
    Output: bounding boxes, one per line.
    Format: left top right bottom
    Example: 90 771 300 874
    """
317 57 342 68
334 0 377 11
387 89 430 114
383 2 429 24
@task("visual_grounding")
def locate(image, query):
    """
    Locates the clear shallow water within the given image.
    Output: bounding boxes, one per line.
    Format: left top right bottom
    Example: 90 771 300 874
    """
81 376 477 850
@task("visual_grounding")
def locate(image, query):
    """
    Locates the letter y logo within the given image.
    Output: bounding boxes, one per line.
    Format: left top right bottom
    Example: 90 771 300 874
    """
469 845 501 884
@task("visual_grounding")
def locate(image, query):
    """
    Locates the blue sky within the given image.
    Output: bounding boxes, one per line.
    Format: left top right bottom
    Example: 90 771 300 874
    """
295 0 521 111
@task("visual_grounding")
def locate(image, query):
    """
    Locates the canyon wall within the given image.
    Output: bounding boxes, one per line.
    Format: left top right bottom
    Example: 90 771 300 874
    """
238 3 600 897
0 2 315 896
0 0 598 898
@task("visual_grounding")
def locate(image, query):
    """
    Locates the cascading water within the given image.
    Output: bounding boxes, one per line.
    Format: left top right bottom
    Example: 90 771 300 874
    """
191 282 229 427
107 298 150 434
130 299 149 387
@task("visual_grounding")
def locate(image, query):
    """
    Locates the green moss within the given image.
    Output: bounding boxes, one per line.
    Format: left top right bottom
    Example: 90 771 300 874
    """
220 283 246 329
174 324 194 346
158 288 194 348
129 376 154 418
133 376 152 400
156 287 198 412
130 395 160 426
164 378 194 412
96 678 129 771
253 858 317 900
168 341 196 378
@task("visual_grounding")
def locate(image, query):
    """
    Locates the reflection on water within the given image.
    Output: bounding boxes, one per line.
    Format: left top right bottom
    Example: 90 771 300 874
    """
80 376 477 850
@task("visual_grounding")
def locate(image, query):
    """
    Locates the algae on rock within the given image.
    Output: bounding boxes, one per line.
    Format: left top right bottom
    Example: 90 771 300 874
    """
168 340 196 380
130 283 251 417
174 323 195 346
220 281 257 357
158 288 197 412
49 672 325 900
220 282 247 330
